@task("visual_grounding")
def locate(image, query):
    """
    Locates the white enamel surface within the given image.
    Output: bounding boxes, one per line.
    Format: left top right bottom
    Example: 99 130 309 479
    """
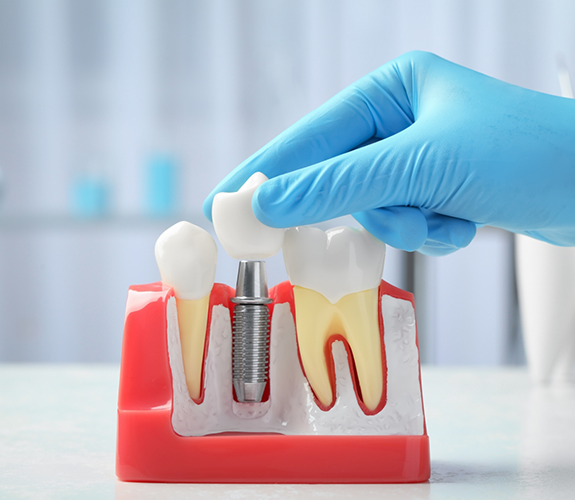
154 221 217 300
212 172 285 260
167 294 423 436
282 226 386 304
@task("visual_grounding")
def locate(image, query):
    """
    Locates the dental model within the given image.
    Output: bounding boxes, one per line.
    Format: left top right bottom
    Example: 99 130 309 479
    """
117 216 429 482
154 221 217 401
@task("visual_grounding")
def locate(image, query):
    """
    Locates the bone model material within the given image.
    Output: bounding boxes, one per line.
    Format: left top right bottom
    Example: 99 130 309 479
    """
167 284 424 436
154 221 217 401
283 226 387 411
212 172 285 260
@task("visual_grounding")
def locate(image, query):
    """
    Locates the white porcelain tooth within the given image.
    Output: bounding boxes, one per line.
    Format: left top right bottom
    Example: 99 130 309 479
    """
283 226 386 304
155 221 217 400
155 221 217 300
212 172 285 260
283 226 386 411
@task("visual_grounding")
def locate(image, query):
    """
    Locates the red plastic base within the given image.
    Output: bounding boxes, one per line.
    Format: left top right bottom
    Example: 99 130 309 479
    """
116 281 430 483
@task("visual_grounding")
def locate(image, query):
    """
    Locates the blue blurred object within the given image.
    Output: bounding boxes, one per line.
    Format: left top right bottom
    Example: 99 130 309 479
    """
71 173 109 218
146 153 178 216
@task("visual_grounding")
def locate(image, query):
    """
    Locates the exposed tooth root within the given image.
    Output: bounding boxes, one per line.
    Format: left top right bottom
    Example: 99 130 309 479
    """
293 286 384 411
176 295 210 401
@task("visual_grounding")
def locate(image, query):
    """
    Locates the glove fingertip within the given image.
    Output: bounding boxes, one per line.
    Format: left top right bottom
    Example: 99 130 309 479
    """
397 223 428 252
451 220 477 248
353 207 428 252
252 185 287 228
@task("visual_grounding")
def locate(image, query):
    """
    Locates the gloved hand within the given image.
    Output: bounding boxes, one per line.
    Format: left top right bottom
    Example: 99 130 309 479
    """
203 51 575 255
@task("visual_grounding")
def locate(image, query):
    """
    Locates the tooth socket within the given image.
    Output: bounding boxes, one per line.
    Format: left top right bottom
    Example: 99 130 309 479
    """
232 303 270 403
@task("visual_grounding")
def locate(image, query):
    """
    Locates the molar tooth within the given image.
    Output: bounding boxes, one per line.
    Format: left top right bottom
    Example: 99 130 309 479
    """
283 226 386 411
155 221 217 401
212 172 285 260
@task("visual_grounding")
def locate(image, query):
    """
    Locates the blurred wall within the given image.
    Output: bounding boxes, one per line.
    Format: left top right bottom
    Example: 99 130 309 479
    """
0 0 573 362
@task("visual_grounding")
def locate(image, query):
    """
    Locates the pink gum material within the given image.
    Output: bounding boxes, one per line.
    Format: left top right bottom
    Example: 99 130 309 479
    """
116 280 430 483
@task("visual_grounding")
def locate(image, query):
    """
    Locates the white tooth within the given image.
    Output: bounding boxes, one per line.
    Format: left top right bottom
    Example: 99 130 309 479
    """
212 172 285 260
155 221 217 300
155 221 217 401
283 226 386 304
283 226 386 412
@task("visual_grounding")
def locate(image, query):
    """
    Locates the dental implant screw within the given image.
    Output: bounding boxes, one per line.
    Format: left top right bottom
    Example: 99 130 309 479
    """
231 260 272 403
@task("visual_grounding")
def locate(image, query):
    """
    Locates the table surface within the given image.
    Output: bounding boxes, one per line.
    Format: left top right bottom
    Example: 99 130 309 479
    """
1 365 574 500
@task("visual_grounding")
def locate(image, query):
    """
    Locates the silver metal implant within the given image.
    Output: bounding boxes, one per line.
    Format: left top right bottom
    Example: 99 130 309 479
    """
231 260 272 403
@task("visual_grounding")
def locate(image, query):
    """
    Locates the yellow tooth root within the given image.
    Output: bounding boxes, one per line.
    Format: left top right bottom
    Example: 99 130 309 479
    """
293 286 384 411
176 295 210 401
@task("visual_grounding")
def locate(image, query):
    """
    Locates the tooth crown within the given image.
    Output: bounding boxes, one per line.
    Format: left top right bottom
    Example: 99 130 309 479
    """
212 172 285 260
154 221 218 300
282 226 386 304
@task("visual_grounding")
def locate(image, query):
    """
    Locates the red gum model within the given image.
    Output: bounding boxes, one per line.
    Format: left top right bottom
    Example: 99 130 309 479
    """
116 280 430 483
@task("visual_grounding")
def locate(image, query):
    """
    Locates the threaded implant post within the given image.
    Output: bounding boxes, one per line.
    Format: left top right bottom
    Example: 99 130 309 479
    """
231 260 272 403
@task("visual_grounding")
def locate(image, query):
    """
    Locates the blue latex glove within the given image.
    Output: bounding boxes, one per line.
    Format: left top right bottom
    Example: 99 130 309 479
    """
203 51 575 256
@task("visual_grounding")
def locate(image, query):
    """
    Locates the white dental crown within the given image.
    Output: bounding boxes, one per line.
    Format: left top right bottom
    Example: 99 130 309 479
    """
212 172 286 260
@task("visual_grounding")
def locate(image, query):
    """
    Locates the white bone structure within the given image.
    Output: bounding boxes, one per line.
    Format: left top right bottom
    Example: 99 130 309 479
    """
167 296 424 436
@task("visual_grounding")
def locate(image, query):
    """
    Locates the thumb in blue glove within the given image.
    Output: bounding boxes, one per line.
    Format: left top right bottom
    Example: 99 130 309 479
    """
203 51 575 256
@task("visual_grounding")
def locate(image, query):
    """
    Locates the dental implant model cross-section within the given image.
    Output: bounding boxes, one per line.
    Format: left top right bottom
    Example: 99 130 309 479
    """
116 173 430 484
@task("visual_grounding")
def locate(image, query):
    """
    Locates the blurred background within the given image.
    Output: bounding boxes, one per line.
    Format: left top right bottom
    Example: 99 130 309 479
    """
0 0 573 364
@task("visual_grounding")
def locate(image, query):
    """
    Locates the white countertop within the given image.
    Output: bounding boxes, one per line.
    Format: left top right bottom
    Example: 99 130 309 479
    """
1 365 574 499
